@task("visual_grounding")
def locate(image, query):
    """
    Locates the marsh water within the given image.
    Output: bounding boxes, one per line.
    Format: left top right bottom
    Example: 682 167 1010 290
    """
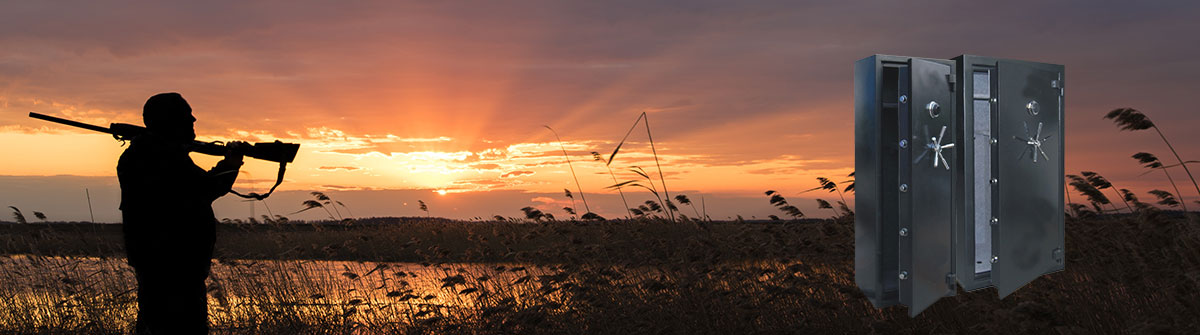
0 254 567 329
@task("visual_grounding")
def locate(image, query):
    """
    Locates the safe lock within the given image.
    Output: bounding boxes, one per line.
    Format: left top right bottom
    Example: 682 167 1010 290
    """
854 55 1065 316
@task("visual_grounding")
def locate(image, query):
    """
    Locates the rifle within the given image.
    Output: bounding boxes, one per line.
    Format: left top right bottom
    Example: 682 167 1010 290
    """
28 112 299 200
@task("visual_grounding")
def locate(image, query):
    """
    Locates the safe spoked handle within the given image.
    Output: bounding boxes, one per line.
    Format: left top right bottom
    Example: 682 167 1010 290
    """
914 125 954 170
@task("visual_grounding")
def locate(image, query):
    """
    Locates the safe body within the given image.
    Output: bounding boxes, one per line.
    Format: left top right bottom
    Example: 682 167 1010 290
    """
854 54 1065 316
951 55 1066 296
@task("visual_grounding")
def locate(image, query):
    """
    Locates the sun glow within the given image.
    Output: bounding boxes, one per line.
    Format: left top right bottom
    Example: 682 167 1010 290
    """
436 189 447 196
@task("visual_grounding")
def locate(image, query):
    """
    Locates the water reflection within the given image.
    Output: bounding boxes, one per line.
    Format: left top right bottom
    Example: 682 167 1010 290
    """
0 254 555 329
1 254 848 332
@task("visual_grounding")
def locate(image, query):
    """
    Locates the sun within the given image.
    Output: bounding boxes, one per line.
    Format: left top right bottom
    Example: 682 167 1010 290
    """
436 189 447 196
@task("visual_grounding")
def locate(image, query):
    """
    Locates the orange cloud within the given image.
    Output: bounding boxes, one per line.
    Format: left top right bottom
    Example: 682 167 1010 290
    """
500 170 535 178
317 166 362 171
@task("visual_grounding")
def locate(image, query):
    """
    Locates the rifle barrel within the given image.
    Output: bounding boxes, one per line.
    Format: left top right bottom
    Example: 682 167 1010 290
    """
28 112 114 134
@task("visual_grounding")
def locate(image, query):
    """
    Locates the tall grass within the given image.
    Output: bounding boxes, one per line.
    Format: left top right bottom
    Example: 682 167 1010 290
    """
544 126 591 215
1081 171 1131 213
1148 190 1181 208
608 112 674 222
1133 152 1188 213
674 194 701 222
764 190 804 220
802 176 854 217
521 206 549 222
562 189 578 220
1106 108 1199 208
607 167 669 221
593 152 633 220
292 193 338 220
2 219 863 333
5 213 1200 333
1067 174 1114 214
815 199 839 217
9 206 28 224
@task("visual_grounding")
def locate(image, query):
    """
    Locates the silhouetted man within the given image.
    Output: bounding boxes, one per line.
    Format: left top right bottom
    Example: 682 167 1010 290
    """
118 93 249 334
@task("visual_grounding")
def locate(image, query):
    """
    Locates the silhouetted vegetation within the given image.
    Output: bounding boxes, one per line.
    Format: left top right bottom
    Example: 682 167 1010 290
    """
607 112 675 221
544 125 592 216
593 152 633 219
1132 152 1189 212
1106 108 1199 207
3 213 1199 333
764 190 804 220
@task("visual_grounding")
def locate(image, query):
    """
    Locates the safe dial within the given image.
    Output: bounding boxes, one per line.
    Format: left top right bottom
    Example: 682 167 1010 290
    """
926 101 941 118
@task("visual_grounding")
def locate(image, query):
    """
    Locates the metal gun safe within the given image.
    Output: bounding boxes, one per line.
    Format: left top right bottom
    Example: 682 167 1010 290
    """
854 54 1065 316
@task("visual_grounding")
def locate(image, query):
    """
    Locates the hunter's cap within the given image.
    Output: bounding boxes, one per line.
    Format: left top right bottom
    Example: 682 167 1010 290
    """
143 92 193 129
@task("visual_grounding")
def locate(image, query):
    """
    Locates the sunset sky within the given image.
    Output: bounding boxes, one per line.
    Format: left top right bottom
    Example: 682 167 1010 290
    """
3 1 1200 222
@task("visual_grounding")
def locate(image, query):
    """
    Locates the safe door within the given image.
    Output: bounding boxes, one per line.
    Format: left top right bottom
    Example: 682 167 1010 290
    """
855 55 956 316
953 55 1065 297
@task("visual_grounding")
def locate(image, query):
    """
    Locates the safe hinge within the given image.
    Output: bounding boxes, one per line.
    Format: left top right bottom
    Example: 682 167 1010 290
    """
946 74 956 92
1052 78 1064 96
945 272 956 289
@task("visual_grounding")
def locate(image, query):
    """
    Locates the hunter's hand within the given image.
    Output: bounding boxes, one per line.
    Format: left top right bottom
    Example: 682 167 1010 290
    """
226 141 251 160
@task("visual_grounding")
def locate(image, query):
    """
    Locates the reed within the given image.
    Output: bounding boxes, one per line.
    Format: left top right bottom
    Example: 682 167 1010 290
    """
802 177 852 215
1148 190 1181 208
6 213 1198 333
815 199 839 217
1133 152 1188 212
312 192 344 219
563 189 578 220
292 192 338 220
1067 174 1113 213
593 152 633 220
607 166 669 222
842 172 855 194
1106 108 1199 208
1081 171 1129 213
1119 188 1157 214
521 206 548 222
607 112 674 222
674 194 701 223
544 126 591 215
8 206 28 224
764 190 804 220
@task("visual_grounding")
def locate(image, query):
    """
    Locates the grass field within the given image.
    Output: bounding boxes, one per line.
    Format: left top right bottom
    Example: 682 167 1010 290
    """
2 214 1198 334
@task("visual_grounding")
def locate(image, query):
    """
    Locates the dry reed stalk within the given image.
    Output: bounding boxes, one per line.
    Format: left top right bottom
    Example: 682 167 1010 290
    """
608 112 675 222
1107 108 1198 211
544 126 591 215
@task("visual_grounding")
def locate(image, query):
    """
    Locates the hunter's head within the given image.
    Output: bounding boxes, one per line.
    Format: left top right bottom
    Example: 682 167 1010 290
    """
143 92 196 141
